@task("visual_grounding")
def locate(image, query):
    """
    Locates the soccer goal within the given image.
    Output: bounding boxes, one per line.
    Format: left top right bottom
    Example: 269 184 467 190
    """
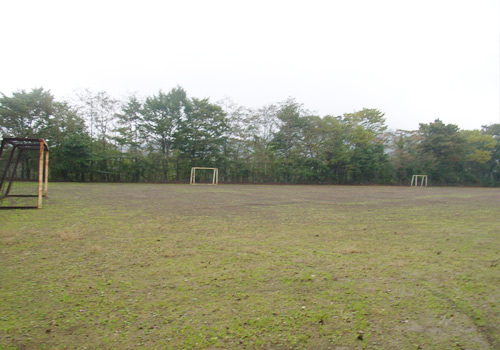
0 138 49 209
411 174 427 187
190 167 218 185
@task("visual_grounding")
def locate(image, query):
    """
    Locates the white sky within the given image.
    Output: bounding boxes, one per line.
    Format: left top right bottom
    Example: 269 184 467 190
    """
1 0 499 131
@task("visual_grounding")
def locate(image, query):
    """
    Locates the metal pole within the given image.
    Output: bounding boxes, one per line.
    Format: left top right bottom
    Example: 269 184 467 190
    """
0 140 15 194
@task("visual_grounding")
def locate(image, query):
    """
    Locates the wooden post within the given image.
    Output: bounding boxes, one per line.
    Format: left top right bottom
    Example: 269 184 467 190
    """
37 141 44 208
44 146 49 196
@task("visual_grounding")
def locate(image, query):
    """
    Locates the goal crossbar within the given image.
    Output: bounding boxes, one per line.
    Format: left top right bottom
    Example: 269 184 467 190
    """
190 167 218 185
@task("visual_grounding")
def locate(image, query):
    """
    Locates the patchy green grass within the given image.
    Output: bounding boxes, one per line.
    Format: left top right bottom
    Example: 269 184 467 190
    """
1 184 499 349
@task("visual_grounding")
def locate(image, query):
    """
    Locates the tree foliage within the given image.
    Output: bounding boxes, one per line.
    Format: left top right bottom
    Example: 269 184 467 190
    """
1 87 499 186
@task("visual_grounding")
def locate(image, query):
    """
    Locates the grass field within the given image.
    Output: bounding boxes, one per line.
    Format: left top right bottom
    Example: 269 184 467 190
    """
1 184 500 349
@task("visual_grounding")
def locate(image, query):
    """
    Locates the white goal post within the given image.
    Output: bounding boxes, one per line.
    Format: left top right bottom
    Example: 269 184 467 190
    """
411 174 428 187
190 167 218 185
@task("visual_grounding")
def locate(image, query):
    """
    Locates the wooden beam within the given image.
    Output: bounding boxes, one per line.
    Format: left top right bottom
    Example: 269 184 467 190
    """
37 141 44 208
44 148 49 196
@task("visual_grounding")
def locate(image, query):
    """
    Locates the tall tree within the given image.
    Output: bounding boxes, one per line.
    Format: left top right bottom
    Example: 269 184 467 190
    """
390 129 421 184
219 99 253 182
343 109 392 184
461 130 496 184
176 97 228 179
141 87 189 181
271 99 308 182
318 116 351 183
481 124 500 185
0 88 55 138
76 89 119 181
418 119 465 184
114 95 145 182
250 104 281 182
115 95 143 152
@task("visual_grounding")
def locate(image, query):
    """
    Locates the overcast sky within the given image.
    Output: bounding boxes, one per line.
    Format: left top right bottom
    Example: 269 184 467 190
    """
1 0 499 131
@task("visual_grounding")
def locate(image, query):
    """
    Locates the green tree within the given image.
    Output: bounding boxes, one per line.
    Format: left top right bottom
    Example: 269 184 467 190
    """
481 124 500 185
76 89 119 181
271 99 308 182
141 87 189 181
44 101 93 181
343 109 392 184
461 130 496 184
115 95 143 151
52 133 93 181
321 116 351 183
0 88 55 138
219 100 254 182
418 119 465 185
0 88 96 182
76 89 117 147
176 97 228 179
114 95 145 182
390 129 422 184
246 104 280 182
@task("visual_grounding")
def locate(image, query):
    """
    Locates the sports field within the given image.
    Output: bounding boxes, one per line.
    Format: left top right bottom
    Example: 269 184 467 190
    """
1 184 499 349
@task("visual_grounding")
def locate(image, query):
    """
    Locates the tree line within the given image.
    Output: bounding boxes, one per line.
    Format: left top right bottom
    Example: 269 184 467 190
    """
1 87 499 186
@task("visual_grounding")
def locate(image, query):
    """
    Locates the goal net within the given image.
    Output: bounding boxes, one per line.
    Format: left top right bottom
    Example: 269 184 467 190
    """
0 138 49 209
190 167 218 185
